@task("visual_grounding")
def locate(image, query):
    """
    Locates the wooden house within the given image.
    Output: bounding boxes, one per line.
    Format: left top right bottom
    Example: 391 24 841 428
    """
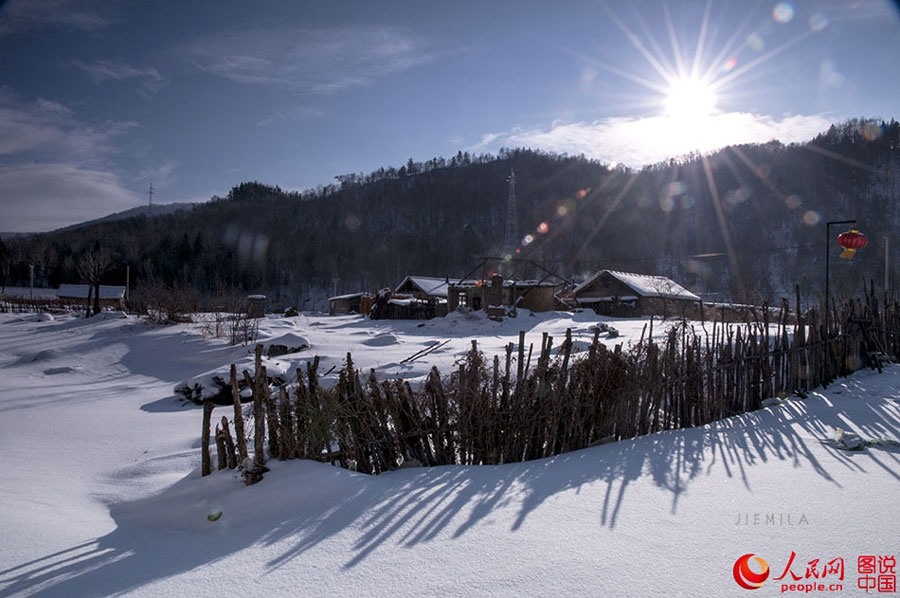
572 270 700 317
447 275 559 313
328 292 373 315
382 276 449 318
56 284 126 310
393 276 449 301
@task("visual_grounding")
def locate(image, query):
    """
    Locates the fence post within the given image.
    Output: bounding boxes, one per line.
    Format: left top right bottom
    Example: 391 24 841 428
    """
201 400 214 476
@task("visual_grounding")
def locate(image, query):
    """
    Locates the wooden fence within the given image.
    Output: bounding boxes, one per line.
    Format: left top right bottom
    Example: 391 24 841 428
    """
201 288 899 482
0 297 73 314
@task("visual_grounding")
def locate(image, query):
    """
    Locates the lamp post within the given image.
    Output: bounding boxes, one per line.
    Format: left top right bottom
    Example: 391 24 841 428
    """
824 219 855 336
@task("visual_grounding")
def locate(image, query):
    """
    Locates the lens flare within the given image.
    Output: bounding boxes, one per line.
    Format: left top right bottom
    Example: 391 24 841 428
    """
773 2 794 23
557 198 576 216
724 188 751 206
746 32 764 51
667 181 687 196
862 122 884 141
802 210 821 226
809 12 828 32
537 222 549 234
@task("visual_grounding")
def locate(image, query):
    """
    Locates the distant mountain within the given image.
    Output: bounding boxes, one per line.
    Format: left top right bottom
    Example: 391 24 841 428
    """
2 118 898 308
56 202 198 232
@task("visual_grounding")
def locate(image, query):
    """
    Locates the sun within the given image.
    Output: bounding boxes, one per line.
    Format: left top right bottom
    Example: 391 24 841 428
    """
665 77 717 120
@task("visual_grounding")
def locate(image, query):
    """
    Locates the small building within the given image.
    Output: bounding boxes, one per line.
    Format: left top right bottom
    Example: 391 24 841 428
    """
57 284 126 309
572 270 700 317
447 275 559 313
369 287 441 320
328 292 372 315
375 275 450 319
393 276 450 301
247 295 266 318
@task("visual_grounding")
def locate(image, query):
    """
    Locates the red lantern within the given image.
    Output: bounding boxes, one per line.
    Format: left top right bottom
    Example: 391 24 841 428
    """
837 229 867 259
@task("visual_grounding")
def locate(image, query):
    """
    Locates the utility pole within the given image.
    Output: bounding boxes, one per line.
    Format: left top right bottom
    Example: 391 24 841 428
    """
29 264 34 302
885 236 890 295
502 169 518 262
147 182 154 215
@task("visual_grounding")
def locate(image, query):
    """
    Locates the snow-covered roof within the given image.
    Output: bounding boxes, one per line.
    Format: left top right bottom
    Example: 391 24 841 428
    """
449 279 558 289
57 284 126 300
395 276 449 298
328 292 371 302
573 271 700 301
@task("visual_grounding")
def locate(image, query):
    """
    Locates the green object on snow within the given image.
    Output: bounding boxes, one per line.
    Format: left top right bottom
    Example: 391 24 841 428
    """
208 511 222 522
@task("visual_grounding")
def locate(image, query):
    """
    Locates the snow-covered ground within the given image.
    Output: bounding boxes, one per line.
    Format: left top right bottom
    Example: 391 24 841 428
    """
0 310 897 597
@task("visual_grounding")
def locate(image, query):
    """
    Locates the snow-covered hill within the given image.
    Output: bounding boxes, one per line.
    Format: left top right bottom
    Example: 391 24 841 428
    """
0 311 896 597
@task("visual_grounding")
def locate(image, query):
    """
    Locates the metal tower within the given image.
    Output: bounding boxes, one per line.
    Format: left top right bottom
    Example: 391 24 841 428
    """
147 181 154 214
502 169 518 257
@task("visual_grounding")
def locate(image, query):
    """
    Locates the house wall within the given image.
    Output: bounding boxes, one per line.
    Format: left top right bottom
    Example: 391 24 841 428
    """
583 299 639 317
515 286 556 312
329 298 353 315
448 286 475 312
329 295 372 315
448 282 557 313
396 280 442 301
58 297 125 310
639 297 697 318
585 296 703 318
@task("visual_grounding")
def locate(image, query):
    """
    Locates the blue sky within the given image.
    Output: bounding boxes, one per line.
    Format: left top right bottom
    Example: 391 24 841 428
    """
1 0 898 232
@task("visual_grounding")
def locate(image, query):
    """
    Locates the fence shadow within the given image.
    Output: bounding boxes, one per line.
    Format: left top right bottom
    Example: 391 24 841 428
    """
3 377 893 597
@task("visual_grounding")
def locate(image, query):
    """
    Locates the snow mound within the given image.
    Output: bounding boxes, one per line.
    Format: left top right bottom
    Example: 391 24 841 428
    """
16 349 59 365
553 339 592 354
262 332 310 356
24 312 55 322
93 311 128 320
363 333 399 347
174 356 290 405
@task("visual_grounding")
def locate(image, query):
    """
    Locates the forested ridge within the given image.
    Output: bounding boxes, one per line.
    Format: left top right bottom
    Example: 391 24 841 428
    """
2 118 898 309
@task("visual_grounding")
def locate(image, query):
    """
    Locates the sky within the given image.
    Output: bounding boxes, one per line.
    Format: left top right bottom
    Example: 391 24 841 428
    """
0 0 898 232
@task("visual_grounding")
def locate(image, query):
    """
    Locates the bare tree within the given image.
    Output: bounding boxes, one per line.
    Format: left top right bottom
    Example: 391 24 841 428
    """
77 242 113 316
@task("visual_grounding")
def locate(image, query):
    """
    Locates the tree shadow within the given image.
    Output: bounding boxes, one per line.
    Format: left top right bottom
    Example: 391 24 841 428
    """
4 374 896 595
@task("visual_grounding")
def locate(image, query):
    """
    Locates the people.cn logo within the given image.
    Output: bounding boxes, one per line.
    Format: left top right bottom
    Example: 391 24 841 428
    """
734 553 770 590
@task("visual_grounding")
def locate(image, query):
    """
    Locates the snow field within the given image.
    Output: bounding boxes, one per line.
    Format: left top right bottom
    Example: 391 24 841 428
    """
0 310 896 597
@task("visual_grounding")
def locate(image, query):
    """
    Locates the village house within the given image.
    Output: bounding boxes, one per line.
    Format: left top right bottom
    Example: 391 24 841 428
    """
393 276 449 302
328 292 372 315
447 275 559 314
572 270 700 317
56 284 127 310
391 276 450 318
